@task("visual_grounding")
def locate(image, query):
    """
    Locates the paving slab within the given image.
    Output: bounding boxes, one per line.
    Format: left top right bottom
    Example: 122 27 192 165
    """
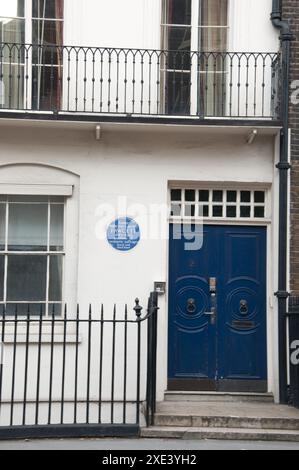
0 438 299 450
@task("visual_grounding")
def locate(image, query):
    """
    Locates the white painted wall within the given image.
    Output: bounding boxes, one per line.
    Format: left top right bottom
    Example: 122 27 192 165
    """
228 0 279 52
0 122 279 424
64 0 161 50
64 0 278 52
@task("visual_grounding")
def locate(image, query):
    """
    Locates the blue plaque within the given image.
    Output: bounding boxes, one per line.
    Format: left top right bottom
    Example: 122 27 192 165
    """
107 217 140 251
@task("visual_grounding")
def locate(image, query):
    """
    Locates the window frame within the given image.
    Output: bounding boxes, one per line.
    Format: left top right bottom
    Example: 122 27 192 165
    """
161 0 230 116
169 185 271 223
0 194 65 317
0 0 64 111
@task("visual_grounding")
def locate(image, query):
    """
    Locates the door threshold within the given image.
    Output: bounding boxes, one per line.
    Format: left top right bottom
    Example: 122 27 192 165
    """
168 379 268 393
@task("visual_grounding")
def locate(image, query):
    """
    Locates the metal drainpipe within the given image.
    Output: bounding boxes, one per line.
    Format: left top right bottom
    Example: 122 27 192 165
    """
271 0 293 404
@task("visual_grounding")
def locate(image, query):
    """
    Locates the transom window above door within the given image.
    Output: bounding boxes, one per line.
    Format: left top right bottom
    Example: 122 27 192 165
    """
0 195 65 316
170 187 268 220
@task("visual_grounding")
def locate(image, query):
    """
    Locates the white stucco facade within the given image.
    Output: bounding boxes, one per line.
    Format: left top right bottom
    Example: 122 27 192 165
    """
0 0 284 428
0 120 281 423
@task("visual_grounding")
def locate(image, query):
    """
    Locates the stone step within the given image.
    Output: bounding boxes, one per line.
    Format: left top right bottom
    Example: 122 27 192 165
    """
164 391 274 403
141 426 299 442
154 413 299 430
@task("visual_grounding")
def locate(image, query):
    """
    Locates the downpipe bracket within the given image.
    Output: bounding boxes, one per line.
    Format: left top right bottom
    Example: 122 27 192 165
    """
276 162 292 170
275 290 290 299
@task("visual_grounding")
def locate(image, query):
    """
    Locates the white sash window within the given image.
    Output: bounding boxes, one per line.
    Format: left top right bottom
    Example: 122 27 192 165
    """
0 195 65 316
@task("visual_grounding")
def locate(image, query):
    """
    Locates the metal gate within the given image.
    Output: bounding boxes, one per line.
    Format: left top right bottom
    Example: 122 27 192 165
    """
0 293 158 439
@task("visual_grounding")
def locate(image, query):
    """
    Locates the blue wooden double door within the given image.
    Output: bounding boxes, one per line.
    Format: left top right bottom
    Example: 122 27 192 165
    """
168 225 267 392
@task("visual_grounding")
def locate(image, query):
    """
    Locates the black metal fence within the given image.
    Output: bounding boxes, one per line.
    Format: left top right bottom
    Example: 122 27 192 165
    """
0 294 159 439
0 43 280 120
288 296 299 408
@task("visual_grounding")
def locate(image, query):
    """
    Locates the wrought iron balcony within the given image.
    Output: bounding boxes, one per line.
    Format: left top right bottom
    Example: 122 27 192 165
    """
0 44 281 123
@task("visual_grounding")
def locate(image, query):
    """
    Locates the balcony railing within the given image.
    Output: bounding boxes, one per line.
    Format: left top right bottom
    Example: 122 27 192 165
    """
0 44 281 121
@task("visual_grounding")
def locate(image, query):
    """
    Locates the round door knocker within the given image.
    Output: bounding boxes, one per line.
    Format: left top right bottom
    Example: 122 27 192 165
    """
239 299 249 315
187 298 196 314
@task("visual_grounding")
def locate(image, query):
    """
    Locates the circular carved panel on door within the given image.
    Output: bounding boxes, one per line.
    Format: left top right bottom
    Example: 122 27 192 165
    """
226 282 260 321
175 276 209 320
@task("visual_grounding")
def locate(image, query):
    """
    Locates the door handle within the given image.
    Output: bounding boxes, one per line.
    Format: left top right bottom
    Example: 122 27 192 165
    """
205 304 216 325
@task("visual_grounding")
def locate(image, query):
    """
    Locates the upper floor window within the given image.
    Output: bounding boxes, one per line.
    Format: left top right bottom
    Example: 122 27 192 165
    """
0 195 65 316
0 0 64 110
161 0 228 115
162 0 228 52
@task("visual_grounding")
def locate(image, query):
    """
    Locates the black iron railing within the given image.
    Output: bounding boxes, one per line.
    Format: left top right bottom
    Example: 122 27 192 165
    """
0 43 281 120
0 295 159 438
288 296 299 408
146 292 159 426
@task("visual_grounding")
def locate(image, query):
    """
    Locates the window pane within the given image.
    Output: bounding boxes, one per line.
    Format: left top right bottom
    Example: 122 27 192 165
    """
9 195 48 202
49 255 62 302
185 190 195 202
213 190 223 202
199 190 209 202
254 191 265 203
0 255 4 301
50 204 64 250
171 189 181 201
0 18 25 43
241 191 251 203
165 71 190 115
32 19 63 48
201 205 209 217
0 1 25 18
170 203 181 216
6 303 45 316
8 203 48 251
1 43 25 70
240 206 251 218
164 47 192 71
184 205 195 217
48 303 62 316
227 206 237 218
33 0 64 19
199 27 228 52
50 196 64 203
227 191 237 202
6 255 47 301
0 63 24 109
164 0 191 26
213 206 222 217
32 65 62 111
162 26 191 53
254 207 265 218
200 0 228 26
0 203 5 250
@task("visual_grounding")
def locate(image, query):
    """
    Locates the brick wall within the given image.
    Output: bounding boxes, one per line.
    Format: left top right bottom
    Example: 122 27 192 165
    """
282 1 299 292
